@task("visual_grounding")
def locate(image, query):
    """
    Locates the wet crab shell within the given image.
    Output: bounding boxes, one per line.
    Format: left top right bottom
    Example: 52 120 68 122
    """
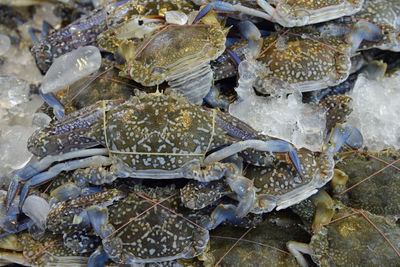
99 186 209 264
254 31 351 93
125 24 226 85
85 92 230 172
273 0 364 25
308 202 400 266
231 0 364 27
245 149 335 213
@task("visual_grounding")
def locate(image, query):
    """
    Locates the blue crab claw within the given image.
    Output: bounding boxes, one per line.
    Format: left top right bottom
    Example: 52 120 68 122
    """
343 124 363 149
39 89 65 119
40 21 53 39
225 174 256 217
88 246 110 267
193 1 236 23
1 191 33 235
17 155 111 210
87 206 108 239
5 149 109 212
237 20 263 59
204 139 303 178
203 85 230 109
29 27 41 44
348 21 383 54
48 182 103 206
204 204 243 230
323 123 363 154
1 191 49 234
5 161 48 212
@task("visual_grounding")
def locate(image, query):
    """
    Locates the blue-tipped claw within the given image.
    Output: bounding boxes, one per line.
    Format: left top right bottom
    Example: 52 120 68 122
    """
39 89 65 119
343 124 363 149
204 204 242 230
5 178 20 213
87 206 108 238
88 246 109 267
237 20 263 59
267 140 303 178
40 21 53 39
324 123 363 154
288 145 303 178
193 2 236 23
203 85 230 109
29 27 41 44
348 21 383 53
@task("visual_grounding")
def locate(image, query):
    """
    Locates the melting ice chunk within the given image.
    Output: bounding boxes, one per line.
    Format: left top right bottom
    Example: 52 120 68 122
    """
0 75 30 109
229 60 326 150
41 46 101 94
346 71 400 150
0 76 44 186
0 34 10 56
166 11 188 25
22 195 50 231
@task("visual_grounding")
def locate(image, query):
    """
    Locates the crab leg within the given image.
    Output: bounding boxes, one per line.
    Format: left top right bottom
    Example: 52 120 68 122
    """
88 246 110 267
193 1 236 23
286 241 312 267
348 21 383 53
16 155 112 210
203 204 243 230
204 139 303 177
323 123 363 154
237 21 263 59
5 148 108 211
39 89 65 119
233 2 272 21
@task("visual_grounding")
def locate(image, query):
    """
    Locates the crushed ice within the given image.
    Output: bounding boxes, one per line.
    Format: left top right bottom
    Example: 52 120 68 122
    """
0 75 47 187
346 70 400 150
229 60 327 151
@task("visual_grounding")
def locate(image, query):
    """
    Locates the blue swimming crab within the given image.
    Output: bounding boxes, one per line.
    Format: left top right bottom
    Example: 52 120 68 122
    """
181 94 361 221
181 148 334 222
43 184 211 265
212 20 382 93
31 0 198 73
287 201 400 266
197 0 364 27
6 90 304 219
0 231 91 266
333 149 400 217
318 0 400 52
100 10 228 104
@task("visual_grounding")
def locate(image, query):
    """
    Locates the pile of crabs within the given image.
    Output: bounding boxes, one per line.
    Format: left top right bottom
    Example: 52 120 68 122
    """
1 0 400 266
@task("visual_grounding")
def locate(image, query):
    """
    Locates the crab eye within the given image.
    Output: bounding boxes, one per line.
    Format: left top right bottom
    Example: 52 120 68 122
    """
138 20 144 26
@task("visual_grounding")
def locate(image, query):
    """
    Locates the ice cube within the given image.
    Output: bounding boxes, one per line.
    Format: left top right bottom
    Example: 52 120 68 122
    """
41 46 101 94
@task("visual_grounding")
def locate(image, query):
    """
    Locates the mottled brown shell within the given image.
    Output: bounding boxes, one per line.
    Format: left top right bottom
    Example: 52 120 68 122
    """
254 31 351 92
124 24 227 86
88 93 229 171
104 186 209 263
